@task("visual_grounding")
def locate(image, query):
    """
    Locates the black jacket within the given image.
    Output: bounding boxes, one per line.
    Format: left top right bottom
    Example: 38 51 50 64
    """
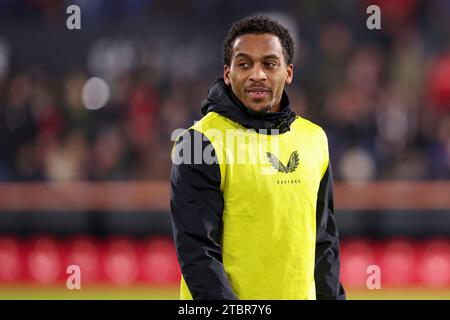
170 79 345 300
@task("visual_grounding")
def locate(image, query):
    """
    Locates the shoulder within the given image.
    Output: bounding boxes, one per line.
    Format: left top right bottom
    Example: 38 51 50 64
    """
292 116 328 143
172 112 222 146
172 112 234 153
293 116 330 174
192 112 241 133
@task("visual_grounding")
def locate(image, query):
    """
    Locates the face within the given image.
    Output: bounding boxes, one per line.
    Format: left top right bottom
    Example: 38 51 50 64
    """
224 33 293 113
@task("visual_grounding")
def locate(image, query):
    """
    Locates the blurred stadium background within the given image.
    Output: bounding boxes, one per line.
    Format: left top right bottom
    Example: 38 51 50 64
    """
0 0 449 299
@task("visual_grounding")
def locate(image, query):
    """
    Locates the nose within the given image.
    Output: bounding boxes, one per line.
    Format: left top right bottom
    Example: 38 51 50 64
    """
249 63 267 82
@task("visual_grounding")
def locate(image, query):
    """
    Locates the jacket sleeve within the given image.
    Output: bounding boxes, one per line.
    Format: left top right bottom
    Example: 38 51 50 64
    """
169 128 238 300
314 163 346 300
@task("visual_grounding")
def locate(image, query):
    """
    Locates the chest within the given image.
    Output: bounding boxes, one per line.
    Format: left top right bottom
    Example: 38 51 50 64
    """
221 130 325 206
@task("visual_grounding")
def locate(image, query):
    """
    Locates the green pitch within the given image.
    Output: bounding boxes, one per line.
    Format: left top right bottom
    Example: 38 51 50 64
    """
0 285 449 300
0 284 179 300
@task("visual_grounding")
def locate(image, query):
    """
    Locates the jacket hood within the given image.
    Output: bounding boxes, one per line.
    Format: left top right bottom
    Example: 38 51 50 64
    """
200 78 296 134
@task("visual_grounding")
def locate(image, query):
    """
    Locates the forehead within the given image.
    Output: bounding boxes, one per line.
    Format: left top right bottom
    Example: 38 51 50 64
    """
231 33 283 59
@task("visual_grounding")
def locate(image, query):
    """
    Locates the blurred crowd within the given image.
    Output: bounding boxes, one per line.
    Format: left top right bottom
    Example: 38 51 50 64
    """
0 0 449 181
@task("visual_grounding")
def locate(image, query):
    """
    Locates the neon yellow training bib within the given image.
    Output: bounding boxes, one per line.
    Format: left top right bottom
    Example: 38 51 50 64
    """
179 111 329 300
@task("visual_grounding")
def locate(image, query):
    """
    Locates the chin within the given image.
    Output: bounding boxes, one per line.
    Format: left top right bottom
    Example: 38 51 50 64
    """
247 104 271 114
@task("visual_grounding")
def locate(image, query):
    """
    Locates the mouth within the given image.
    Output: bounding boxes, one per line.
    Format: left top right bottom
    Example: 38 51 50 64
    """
246 87 270 99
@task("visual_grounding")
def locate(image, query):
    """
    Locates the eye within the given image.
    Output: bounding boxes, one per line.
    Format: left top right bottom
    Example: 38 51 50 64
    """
238 62 250 69
265 62 278 68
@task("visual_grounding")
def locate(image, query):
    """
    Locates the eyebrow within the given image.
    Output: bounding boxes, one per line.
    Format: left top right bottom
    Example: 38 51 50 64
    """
234 53 281 61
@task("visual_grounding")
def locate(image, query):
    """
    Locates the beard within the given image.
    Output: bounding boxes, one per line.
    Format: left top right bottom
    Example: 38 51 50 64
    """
246 103 273 115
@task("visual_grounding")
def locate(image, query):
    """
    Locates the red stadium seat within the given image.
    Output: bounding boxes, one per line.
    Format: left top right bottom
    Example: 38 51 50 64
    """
26 236 63 285
66 237 101 284
102 237 139 286
340 239 377 288
379 238 416 287
139 237 180 285
0 237 22 283
416 239 450 288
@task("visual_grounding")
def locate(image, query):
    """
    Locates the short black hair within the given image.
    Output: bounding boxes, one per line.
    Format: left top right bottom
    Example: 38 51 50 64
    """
223 15 294 66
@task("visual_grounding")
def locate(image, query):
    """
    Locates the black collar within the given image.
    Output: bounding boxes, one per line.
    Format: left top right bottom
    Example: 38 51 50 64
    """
201 78 296 135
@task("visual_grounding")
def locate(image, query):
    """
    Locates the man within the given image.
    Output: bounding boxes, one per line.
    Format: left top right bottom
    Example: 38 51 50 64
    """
170 15 345 300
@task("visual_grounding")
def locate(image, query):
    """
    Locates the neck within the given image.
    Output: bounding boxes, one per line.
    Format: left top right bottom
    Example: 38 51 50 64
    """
268 103 281 113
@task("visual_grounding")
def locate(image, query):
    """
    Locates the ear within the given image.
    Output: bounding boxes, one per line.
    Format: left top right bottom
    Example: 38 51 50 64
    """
223 65 231 85
285 64 293 85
